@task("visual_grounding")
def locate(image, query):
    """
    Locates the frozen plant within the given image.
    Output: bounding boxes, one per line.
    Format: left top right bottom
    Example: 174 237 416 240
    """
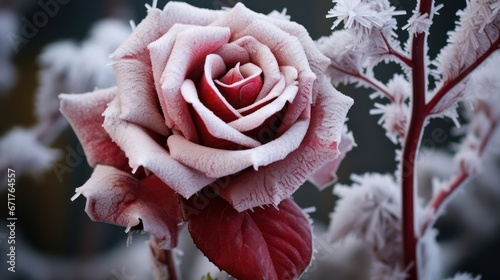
320 0 500 279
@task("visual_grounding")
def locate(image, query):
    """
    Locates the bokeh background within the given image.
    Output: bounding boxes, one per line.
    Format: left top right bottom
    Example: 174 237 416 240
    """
0 0 499 279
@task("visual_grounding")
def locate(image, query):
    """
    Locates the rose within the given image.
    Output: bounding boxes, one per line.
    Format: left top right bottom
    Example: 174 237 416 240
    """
61 2 353 213
61 2 352 220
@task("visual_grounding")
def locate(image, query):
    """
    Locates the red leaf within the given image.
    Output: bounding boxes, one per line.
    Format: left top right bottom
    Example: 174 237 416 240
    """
188 196 312 280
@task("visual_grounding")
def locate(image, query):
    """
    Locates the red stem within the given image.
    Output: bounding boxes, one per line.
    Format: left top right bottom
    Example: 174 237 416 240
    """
379 30 414 68
402 1 433 279
330 65 396 102
150 237 180 280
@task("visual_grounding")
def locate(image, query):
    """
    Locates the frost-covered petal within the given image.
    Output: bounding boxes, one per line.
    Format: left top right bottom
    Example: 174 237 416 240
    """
110 3 223 137
60 87 128 169
167 118 309 178
103 97 215 198
197 54 242 123
309 126 356 190
159 26 231 142
74 165 183 249
181 79 260 148
217 80 353 211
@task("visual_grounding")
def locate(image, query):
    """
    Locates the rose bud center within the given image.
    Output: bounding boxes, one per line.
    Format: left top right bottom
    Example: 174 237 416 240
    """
214 62 263 109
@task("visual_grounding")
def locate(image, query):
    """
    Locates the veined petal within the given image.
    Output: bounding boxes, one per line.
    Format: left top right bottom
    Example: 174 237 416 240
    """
103 97 216 198
181 79 261 148
59 87 128 169
159 25 231 142
167 118 309 178
75 165 183 249
231 36 281 101
198 54 241 122
228 83 298 132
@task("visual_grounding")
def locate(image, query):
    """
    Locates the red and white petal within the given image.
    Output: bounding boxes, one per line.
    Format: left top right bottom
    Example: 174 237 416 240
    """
181 79 260 148
265 15 330 76
159 26 231 142
167 119 309 178
228 83 298 132
215 62 263 109
113 59 169 136
198 54 241 122
59 87 127 169
232 36 281 101
109 8 184 136
212 42 251 67
112 3 221 61
218 79 354 211
147 23 198 132
74 165 183 249
103 97 216 198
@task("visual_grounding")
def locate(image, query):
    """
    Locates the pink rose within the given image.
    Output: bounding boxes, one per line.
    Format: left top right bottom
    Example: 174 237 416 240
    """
60 1 352 248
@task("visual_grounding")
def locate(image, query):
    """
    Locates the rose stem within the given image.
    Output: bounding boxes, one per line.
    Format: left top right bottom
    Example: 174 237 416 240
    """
402 0 433 278
149 237 180 280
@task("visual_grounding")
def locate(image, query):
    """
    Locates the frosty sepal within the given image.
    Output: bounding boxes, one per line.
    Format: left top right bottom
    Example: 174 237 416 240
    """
188 196 312 280
73 165 184 249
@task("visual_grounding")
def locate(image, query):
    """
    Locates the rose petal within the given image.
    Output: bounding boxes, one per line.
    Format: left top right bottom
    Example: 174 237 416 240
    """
309 126 356 190
215 62 263 108
181 79 261 148
167 117 309 178
111 3 223 139
213 42 251 67
159 25 231 142
218 78 354 211
59 87 128 169
231 36 281 101
112 3 222 60
198 54 241 123
237 74 286 116
228 82 298 132
147 23 193 131
103 97 216 198
74 165 183 249
265 14 330 76
213 5 321 137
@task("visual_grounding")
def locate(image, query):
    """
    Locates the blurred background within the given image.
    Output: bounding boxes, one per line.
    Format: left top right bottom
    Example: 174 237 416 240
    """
0 0 499 279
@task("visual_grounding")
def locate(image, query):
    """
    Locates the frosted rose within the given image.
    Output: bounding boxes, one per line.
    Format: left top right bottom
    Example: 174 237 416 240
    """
61 2 353 215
